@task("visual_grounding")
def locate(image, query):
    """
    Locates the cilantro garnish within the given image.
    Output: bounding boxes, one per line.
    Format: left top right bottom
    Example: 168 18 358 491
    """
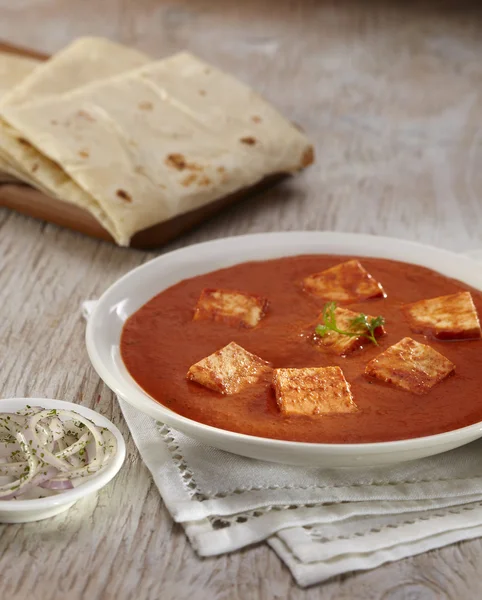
315 302 385 346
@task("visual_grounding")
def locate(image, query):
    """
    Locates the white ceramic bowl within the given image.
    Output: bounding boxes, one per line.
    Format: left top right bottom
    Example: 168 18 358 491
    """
0 398 126 523
86 232 482 467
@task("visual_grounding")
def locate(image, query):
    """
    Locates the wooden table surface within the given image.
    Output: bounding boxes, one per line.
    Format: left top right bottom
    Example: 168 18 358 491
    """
2 1 482 598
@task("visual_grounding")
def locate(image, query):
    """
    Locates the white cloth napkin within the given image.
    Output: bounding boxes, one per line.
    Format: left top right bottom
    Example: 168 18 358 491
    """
82 248 482 587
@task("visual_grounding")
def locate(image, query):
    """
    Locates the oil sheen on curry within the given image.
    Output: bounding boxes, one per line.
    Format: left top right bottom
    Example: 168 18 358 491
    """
121 255 482 443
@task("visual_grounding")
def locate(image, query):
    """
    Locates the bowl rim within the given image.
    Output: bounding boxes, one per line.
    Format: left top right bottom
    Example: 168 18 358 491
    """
85 231 482 456
0 398 126 511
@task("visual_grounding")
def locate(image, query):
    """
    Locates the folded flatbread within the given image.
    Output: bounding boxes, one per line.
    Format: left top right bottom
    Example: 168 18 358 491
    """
0 37 150 197
1 52 314 245
0 51 40 181
0 37 149 108
0 52 39 100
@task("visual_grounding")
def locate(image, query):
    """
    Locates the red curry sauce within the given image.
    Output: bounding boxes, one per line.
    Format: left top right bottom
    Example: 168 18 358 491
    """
121 255 482 443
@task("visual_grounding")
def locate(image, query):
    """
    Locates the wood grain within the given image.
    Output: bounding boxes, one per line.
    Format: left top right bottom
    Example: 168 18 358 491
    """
2 1 482 598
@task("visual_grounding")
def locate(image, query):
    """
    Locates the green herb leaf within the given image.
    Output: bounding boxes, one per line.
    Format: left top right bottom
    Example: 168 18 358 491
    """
315 302 385 346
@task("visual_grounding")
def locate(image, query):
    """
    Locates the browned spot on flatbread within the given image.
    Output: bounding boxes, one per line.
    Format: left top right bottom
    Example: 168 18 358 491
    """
166 153 187 170
198 175 211 186
251 116 262 123
51 120 58 125
240 136 257 146
301 145 315 168
31 164 38 173
79 149 90 158
134 165 146 175
17 137 31 146
217 166 225 173
199 90 206 96
182 173 198 187
165 153 202 172
77 110 96 122
116 189 132 202
139 101 153 110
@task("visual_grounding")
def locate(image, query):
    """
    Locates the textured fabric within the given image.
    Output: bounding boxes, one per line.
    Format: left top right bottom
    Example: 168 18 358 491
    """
115 399 482 586
82 250 482 586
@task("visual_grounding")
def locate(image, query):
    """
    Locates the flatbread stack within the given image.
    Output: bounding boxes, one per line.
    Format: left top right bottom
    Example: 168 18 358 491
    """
0 37 313 246
0 51 39 181
0 52 39 101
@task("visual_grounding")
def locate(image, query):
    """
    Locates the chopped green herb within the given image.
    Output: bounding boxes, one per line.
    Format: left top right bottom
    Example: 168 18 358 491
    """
315 302 385 346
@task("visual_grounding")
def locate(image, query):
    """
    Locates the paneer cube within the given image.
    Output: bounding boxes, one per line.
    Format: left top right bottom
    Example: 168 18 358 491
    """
312 306 385 355
303 260 385 303
193 288 268 328
187 342 272 394
365 337 455 394
404 291 481 340
272 366 357 416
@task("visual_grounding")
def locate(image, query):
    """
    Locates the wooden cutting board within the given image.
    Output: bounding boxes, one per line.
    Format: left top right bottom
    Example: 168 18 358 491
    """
0 40 287 249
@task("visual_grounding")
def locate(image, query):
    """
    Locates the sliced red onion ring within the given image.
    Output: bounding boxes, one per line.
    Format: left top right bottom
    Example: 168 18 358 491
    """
39 479 74 490
0 406 117 500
